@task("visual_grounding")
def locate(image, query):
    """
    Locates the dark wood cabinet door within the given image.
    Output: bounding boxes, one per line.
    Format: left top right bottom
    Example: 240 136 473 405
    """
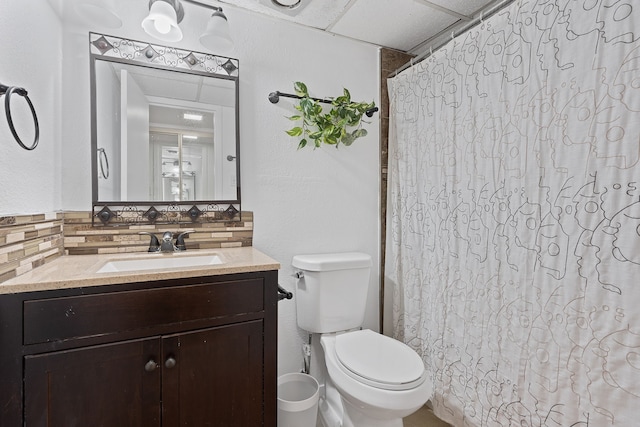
24 338 161 427
162 320 265 427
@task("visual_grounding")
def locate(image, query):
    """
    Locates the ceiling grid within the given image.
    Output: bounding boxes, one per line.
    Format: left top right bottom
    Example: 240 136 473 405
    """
51 0 506 54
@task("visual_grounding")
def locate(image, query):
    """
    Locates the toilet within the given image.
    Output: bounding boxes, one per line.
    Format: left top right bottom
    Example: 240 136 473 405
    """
292 252 432 427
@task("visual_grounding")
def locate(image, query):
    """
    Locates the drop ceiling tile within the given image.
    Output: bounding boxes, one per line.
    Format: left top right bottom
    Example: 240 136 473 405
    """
293 0 355 29
424 0 498 17
220 0 354 29
330 0 459 51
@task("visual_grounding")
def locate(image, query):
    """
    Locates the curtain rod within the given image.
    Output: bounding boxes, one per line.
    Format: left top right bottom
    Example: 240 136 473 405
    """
390 0 516 78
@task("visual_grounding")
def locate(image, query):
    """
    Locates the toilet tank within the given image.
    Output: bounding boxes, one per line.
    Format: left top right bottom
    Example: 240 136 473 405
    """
292 252 371 333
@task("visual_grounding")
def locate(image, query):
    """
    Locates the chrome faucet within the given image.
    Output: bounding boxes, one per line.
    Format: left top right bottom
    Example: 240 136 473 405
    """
160 231 175 252
139 231 193 253
175 231 191 251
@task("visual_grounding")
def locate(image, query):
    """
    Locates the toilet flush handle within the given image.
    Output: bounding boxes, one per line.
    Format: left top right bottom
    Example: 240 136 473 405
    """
292 271 304 279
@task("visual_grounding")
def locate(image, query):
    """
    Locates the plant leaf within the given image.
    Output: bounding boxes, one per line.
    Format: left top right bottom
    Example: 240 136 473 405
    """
341 133 356 146
324 133 338 145
297 139 307 149
294 81 308 97
299 98 314 116
286 127 303 137
343 88 351 102
354 128 368 138
287 115 301 121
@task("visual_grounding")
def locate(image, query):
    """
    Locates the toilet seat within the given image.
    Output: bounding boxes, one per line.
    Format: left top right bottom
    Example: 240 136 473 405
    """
334 329 426 391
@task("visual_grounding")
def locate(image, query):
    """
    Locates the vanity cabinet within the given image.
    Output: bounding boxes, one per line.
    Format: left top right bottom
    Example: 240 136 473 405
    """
25 337 161 425
0 270 278 426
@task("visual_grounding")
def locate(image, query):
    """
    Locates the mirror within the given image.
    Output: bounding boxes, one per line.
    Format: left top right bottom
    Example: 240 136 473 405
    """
90 33 240 225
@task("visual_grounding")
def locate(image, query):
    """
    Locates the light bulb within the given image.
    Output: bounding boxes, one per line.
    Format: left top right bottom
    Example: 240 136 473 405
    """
154 18 171 34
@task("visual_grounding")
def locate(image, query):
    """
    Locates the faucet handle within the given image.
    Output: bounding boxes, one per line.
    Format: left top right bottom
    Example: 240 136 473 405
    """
175 230 194 251
138 232 160 252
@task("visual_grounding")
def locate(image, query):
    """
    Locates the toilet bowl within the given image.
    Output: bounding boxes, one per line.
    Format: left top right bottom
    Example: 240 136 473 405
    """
292 252 432 427
320 330 432 427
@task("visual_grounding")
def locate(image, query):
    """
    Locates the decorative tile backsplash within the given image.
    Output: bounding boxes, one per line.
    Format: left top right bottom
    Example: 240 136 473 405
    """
63 211 253 255
0 213 65 283
0 211 254 282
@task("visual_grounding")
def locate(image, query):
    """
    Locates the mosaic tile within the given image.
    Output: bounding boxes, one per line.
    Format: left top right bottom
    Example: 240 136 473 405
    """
0 211 254 282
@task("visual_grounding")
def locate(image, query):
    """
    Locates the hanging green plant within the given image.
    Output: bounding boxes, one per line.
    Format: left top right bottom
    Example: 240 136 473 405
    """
285 82 376 149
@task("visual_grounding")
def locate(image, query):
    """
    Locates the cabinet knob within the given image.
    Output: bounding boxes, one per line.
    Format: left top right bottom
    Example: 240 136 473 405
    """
164 356 177 369
144 359 158 372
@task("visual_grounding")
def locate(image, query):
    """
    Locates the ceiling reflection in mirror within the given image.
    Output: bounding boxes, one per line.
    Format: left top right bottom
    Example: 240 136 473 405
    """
90 33 240 225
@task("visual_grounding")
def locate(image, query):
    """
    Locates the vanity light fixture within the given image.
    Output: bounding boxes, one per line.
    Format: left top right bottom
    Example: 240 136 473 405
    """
142 0 234 51
183 112 203 121
142 0 184 42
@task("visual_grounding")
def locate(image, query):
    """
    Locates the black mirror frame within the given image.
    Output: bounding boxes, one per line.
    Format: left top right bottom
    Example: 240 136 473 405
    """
89 33 241 226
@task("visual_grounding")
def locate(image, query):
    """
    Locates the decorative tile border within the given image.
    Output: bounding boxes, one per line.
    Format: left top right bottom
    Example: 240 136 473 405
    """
92 203 241 226
91 33 239 78
64 211 253 255
0 211 254 283
0 213 65 283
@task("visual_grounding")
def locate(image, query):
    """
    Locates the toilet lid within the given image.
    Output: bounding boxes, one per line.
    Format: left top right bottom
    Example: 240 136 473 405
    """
334 330 426 391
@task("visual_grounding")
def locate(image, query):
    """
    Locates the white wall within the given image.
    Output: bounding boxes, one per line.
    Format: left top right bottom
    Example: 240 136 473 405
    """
0 0 62 215
9 1 381 376
232 10 381 375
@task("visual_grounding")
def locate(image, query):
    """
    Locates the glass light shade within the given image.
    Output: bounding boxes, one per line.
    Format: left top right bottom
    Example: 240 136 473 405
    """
142 1 183 42
200 12 234 52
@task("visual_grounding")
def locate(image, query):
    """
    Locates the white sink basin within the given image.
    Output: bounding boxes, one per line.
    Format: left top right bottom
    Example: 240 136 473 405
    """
97 254 224 273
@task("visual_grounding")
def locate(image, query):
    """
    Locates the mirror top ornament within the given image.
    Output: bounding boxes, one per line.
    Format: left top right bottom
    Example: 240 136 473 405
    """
90 33 240 226
90 33 238 78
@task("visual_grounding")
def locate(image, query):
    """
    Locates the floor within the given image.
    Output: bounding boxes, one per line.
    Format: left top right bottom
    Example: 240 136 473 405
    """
403 404 452 427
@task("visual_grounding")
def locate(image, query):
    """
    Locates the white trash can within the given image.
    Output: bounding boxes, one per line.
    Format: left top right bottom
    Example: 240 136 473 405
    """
277 372 320 427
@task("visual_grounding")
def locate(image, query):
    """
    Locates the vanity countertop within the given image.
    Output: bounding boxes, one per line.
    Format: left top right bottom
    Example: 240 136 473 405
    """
0 247 280 295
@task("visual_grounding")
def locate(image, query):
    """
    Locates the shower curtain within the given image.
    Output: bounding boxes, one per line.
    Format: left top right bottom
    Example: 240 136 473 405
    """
386 1 640 426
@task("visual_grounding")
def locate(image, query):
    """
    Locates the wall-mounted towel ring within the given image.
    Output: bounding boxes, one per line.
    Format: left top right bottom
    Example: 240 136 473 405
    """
97 148 109 179
0 83 39 151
